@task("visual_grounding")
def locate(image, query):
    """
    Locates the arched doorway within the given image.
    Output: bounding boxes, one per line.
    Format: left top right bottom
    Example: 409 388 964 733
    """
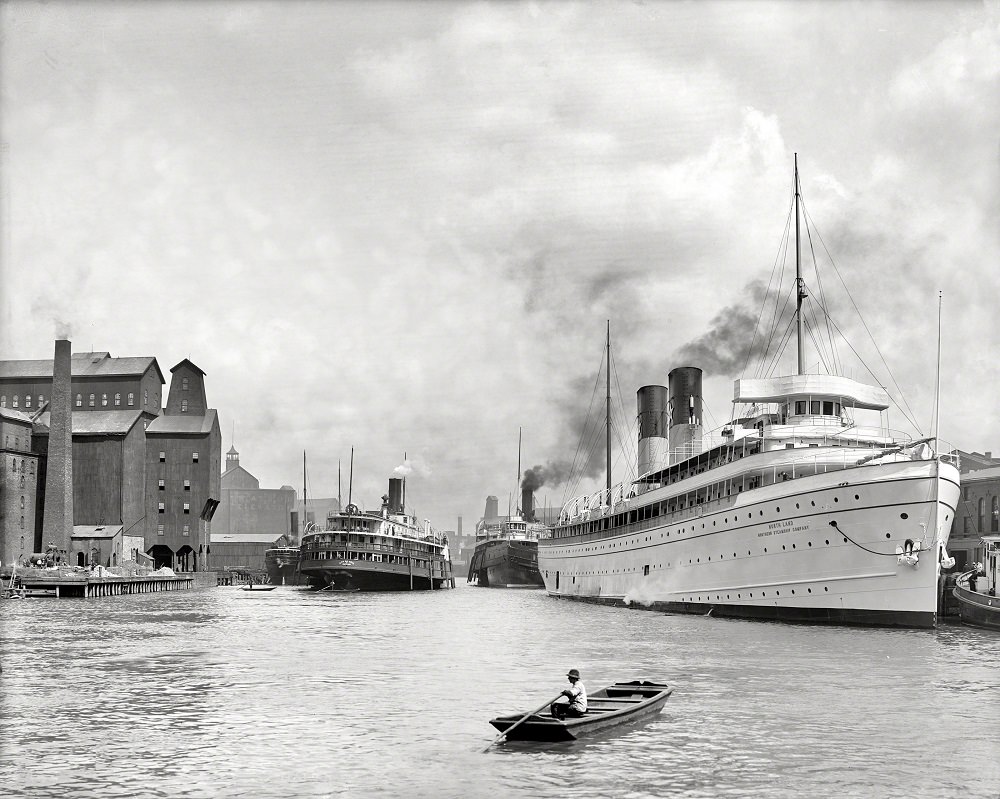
176 545 195 573
148 544 174 570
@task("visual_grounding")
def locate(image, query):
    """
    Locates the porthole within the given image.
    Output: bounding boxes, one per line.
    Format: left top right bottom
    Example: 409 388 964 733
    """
776 591 780 596
825 539 829 545
900 512 909 519
776 506 780 512
782 545 786 551
834 497 839 503
795 503 800 509
764 547 768 553
807 588 812 593
824 587 829 592
808 541 812 547
792 543 796 549
885 533 891 539
843 537 847 543
854 494 860 500
791 589 795 594
811 501 816 507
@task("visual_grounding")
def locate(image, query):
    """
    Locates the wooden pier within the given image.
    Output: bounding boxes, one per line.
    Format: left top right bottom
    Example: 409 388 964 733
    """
6 573 194 598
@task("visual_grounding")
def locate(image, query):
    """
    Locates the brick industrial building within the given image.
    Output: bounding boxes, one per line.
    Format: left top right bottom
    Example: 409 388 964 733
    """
0 341 221 570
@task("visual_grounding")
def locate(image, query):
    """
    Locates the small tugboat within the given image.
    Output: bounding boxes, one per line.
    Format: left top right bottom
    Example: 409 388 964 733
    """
953 535 1000 631
487 680 673 744
264 543 303 586
299 475 453 591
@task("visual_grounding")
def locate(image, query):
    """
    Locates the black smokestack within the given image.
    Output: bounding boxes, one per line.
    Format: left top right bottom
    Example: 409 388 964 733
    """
520 487 534 522
388 478 404 514
42 339 73 555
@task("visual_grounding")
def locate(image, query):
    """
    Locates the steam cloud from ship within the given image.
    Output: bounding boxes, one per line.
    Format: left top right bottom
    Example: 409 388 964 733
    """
673 280 782 376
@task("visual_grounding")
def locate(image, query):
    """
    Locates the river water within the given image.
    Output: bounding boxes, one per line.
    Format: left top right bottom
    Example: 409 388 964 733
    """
1 582 997 799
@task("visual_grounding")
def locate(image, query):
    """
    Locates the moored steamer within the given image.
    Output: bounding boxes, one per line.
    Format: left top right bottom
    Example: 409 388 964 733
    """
299 476 453 591
538 158 960 628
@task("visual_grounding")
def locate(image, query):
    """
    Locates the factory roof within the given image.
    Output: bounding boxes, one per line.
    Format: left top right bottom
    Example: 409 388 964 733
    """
0 352 165 384
211 532 285 544
72 525 124 539
33 410 145 435
0 407 35 424
146 409 218 436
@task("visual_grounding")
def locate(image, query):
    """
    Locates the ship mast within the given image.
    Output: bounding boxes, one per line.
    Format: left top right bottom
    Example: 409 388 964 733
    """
348 447 354 511
606 320 612 494
302 450 307 536
516 427 521 516
794 153 806 375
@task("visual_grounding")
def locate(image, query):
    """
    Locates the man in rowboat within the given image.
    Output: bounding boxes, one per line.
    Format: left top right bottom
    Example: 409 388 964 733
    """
551 668 588 719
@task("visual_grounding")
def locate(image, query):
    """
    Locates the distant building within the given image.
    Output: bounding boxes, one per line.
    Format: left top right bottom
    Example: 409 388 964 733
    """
953 465 1000 571
213 446 295 548
210 532 292 573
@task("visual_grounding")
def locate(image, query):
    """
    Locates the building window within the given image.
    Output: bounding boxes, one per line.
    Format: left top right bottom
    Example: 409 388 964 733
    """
159 451 166 462
29 461 35 475
25 394 32 408
0 396 5 407
89 393 95 407
37 394 44 405
993 496 999 533
102 393 108 406
158 502 165 513
144 389 148 405
157 524 165 536
12 395 18 408
128 393 134 406
183 503 190 514
183 479 191 491
158 480 165 490
181 399 188 413
20 516 24 528
76 394 83 407
114 393 121 406
182 377 189 391
19 475 24 488
20 496 25 509
979 498 986 531
182 524 190 536
14 437 19 449
192 452 199 463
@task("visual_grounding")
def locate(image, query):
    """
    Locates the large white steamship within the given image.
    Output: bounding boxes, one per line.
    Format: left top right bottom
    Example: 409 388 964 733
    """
538 162 960 628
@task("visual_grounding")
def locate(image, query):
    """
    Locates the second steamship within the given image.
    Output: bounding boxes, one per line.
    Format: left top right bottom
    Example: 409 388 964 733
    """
467 492 545 588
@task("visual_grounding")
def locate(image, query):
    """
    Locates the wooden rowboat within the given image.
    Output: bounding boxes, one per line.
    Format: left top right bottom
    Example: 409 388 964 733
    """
240 585 277 592
488 680 673 742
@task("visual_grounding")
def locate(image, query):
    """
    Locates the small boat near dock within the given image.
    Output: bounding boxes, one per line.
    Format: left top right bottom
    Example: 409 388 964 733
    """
488 680 672 743
953 535 1000 631
240 584 277 592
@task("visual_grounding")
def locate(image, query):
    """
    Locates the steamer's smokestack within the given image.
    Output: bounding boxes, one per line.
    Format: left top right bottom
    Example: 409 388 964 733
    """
520 487 534 522
637 384 669 477
388 478 404 514
42 339 74 554
668 367 703 465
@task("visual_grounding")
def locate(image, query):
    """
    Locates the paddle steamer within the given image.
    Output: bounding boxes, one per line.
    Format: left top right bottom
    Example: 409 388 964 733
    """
299 477 453 591
538 158 960 628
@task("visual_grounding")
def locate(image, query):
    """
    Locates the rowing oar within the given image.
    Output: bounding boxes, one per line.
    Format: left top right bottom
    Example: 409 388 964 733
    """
481 694 563 752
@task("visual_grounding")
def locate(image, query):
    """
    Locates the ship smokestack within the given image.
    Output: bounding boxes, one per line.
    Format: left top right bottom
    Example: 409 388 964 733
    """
388 478 404 514
637 384 669 477
668 367 703 465
42 339 74 555
520 487 534 522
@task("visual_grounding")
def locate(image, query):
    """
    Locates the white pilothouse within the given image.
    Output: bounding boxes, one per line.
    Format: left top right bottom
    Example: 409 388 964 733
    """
538 159 960 627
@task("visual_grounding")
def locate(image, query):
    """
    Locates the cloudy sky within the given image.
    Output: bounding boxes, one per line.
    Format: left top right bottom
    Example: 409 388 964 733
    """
2 1 998 530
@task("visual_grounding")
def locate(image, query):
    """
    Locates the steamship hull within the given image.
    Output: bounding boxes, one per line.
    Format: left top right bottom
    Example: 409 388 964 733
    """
264 547 304 586
539 456 960 628
467 538 544 588
299 560 448 591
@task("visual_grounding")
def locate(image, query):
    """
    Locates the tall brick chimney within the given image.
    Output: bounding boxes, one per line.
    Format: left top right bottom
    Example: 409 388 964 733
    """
41 339 73 554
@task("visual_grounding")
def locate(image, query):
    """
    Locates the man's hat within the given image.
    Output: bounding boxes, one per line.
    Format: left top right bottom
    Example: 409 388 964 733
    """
567 668 580 679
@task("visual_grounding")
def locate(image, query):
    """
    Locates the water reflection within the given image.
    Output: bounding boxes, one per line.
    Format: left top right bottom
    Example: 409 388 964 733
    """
1 583 998 798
